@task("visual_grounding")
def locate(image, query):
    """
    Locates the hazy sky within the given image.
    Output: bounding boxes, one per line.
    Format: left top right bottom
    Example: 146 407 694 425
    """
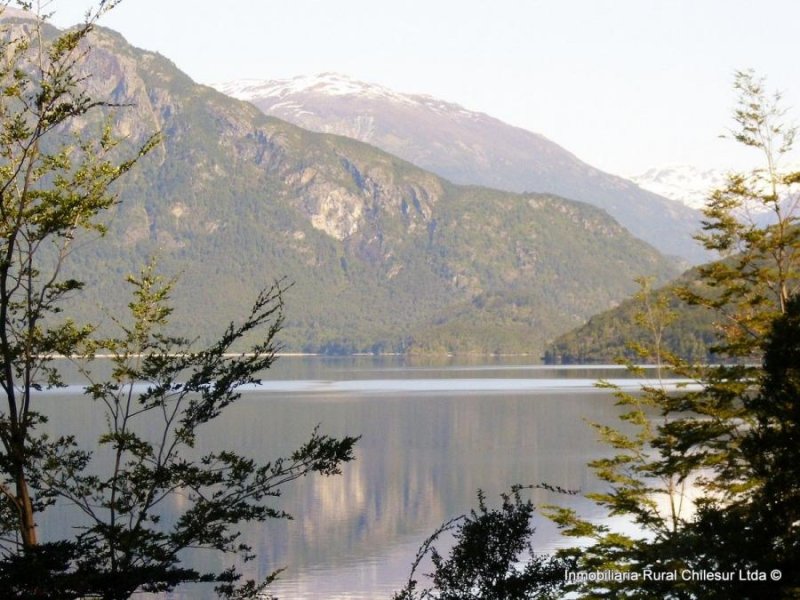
51 0 800 176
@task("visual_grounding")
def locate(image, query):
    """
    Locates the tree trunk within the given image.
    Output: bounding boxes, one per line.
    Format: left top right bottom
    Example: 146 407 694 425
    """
16 470 37 548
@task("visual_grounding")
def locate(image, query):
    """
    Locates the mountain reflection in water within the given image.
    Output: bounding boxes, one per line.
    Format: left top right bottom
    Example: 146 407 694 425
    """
37 357 657 599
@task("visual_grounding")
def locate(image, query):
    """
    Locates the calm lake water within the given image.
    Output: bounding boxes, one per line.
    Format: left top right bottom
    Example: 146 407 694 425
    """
35 357 657 599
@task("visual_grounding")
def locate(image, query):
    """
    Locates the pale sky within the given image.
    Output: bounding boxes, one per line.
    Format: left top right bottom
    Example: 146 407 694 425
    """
50 0 800 177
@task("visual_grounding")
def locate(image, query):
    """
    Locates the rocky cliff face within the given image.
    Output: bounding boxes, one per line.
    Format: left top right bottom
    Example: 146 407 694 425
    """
21 23 681 354
215 73 707 264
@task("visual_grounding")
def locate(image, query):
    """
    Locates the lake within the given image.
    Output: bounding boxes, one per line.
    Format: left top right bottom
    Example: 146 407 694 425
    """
35 356 656 599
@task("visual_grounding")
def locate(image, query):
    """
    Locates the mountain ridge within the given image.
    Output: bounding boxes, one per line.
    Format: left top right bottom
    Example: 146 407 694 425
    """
213 73 707 264
629 165 730 211
7 22 681 355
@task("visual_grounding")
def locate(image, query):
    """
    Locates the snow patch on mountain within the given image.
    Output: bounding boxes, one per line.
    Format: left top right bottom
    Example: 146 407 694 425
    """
212 72 486 121
632 163 800 224
628 165 727 210
214 73 417 105
209 72 708 262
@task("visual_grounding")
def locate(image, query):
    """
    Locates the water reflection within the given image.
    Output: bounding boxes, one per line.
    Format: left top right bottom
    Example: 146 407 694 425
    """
37 358 632 599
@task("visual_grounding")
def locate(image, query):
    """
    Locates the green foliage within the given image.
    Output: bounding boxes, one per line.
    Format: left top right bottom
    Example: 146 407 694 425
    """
0 4 358 598
546 278 709 598
547 71 800 599
684 295 800 599
543 269 719 364
12 266 357 600
547 70 800 365
22 20 680 357
0 0 157 551
393 487 570 600
681 69 800 359
546 73 800 366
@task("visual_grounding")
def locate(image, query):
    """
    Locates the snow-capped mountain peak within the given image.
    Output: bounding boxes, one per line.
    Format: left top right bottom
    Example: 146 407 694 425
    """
211 73 491 123
213 73 416 105
210 73 708 262
628 165 728 210
631 163 800 222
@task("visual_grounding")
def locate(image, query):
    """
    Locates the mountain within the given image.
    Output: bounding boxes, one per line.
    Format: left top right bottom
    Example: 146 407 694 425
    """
628 165 727 211
542 267 718 364
213 73 706 264
9 19 681 355
630 164 795 227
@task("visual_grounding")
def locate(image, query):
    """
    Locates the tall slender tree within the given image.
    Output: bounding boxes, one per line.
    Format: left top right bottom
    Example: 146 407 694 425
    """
0 0 157 551
549 71 800 598
0 3 358 598
685 69 800 355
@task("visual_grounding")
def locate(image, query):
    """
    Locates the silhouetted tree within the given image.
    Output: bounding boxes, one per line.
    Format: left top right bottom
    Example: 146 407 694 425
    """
394 487 570 600
0 3 357 598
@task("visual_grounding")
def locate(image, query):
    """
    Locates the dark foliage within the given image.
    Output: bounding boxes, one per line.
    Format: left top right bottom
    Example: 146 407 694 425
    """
394 487 570 600
686 294 800 599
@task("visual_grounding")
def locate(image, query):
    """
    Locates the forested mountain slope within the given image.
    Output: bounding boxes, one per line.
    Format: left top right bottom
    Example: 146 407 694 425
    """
22 21 680 354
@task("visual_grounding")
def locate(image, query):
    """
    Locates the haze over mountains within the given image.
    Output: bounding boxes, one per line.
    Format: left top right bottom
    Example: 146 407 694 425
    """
628 165 728 211
17 21 684 356
214 73 707 264
0 8 692 355
630 164 800 229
